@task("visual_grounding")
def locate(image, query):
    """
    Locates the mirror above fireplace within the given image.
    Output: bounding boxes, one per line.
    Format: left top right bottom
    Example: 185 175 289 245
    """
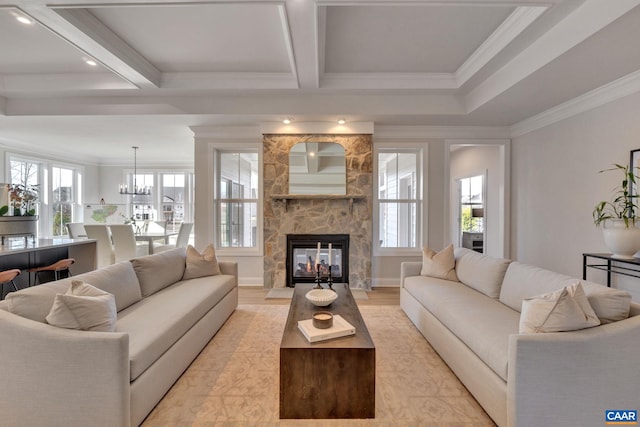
289 142 346 195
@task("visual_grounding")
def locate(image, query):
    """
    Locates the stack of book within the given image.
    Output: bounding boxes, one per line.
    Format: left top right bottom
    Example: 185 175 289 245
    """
298 315 356 343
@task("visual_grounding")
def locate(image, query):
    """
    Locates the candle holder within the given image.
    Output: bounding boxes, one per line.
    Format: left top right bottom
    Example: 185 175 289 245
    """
314 264 323 289
326 265 334 290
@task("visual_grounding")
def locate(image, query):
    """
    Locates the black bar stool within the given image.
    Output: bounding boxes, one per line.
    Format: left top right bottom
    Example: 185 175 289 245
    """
28 258 75 285
0 269 21 300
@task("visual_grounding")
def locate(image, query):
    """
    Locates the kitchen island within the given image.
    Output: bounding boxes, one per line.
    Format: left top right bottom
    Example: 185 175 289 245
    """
0 238 96 297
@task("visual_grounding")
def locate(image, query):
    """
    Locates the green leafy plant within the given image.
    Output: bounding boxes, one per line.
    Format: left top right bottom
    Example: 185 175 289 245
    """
1 183 39 216
593 164 640 227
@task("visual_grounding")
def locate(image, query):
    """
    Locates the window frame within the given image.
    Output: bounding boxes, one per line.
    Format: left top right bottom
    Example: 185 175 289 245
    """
373 143 427 256
211 143 263 256
6 153 84 238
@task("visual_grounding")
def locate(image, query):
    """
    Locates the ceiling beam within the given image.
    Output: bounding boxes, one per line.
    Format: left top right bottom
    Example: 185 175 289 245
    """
283 0 318 88
465 0 640 112
21 6 161 88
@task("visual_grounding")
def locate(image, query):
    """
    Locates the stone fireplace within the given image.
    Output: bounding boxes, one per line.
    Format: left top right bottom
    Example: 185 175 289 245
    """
263 133 372 289
286 234 349 287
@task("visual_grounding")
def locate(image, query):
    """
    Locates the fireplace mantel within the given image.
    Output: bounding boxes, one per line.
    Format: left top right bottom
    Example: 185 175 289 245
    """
271 194 365 213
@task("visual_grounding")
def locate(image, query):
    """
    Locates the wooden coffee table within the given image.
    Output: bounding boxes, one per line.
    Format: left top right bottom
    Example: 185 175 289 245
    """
279 283 375 419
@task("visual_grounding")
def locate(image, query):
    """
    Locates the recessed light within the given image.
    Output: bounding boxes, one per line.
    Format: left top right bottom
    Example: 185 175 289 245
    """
337 119 346 125
85 59 98 67
283 118 291 124
15 15 32 25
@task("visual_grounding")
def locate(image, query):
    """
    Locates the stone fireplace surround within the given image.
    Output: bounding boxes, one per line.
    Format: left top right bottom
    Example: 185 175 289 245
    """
263 134 372 289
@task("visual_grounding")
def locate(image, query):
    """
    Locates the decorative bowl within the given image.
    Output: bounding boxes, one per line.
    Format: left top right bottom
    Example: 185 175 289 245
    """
305 289 338 307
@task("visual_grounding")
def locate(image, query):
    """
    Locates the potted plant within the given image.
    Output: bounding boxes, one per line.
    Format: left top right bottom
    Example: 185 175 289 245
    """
593 164 640 258
0 183 39 242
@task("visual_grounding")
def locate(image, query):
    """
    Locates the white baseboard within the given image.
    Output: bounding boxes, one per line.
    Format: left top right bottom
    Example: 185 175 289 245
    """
372 278 400 287
238 277 264 287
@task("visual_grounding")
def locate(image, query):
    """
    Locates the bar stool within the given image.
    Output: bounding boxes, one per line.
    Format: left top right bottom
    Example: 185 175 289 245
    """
0 269 21 300
29 258 75 285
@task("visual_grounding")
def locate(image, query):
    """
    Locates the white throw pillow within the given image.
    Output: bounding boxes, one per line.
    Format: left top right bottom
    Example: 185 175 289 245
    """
45 280 117 332
519 282 601 334
182 244 221 280
420 244 458 282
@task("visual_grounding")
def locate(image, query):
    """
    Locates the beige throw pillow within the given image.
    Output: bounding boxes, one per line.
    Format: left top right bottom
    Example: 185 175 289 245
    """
183 244 221 280
582 284 632 324
45 280 117 332
420 244 458 282
519 282 601 334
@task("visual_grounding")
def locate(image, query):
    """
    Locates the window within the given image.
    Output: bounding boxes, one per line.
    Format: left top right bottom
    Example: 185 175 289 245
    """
161 173 187 231
376 148 423 250
9 158 41 217
459 175 484 234
8 154 83 238
216 151 259 248
52 166 75 236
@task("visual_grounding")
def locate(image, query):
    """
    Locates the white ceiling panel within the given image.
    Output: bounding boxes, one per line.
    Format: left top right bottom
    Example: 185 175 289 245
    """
323 5 514 73
0 8 106 74
89 4 292 73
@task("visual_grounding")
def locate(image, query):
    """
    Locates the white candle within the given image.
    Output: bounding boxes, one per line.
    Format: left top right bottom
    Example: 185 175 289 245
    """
328 243 332 266
316 242 321 265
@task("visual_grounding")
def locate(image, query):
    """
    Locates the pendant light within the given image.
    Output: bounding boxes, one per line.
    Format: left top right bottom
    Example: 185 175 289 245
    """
119 146 151 195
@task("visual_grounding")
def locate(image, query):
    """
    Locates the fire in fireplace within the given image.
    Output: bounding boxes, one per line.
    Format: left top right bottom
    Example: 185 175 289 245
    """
286 234 349 287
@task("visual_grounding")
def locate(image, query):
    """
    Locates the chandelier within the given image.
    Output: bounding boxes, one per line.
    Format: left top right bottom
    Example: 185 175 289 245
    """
119 146 151 196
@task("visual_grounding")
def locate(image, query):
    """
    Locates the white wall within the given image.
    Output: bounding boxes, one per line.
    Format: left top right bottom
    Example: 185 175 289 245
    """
450 145 501 257
512 90 640 300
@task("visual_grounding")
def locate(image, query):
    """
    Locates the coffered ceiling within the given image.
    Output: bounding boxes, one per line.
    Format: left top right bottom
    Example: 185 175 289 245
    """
1 0 640 164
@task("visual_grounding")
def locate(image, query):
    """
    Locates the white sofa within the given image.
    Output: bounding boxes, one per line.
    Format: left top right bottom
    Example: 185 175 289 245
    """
0 247 238 427
401 248 640 427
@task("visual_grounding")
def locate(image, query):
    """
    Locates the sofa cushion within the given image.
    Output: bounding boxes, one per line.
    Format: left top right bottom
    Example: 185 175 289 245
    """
420 244 457 281
519 282 600 333
45 280 117 332
499 262 576 312
183 244 221 280
5 262 141 322
580 281 632 324
116 274 236 381
73 262 142 312
454 248 511 299
404 275 519 381
131 248 187 297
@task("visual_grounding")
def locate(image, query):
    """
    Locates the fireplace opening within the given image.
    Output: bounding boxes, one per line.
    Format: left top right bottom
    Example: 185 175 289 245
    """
286 234 349 287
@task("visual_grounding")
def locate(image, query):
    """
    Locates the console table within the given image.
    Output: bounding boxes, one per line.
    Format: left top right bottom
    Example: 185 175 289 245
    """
582 253 640 287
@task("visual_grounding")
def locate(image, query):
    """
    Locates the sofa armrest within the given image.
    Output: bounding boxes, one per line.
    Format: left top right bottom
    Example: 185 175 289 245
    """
400 262 422 288
507 315 640 427
219 261 238 286
0 310 131 427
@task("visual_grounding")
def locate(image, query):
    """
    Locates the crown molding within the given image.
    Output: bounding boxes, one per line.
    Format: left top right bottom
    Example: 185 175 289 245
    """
320 72 457 90
374 125 510 140
260 121 374 134
510 69 640 137
190 125 262 139
161 72 297 90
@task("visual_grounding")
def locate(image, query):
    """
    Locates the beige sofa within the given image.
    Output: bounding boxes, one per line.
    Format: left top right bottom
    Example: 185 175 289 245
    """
401 248 640 427
0 247 238 427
